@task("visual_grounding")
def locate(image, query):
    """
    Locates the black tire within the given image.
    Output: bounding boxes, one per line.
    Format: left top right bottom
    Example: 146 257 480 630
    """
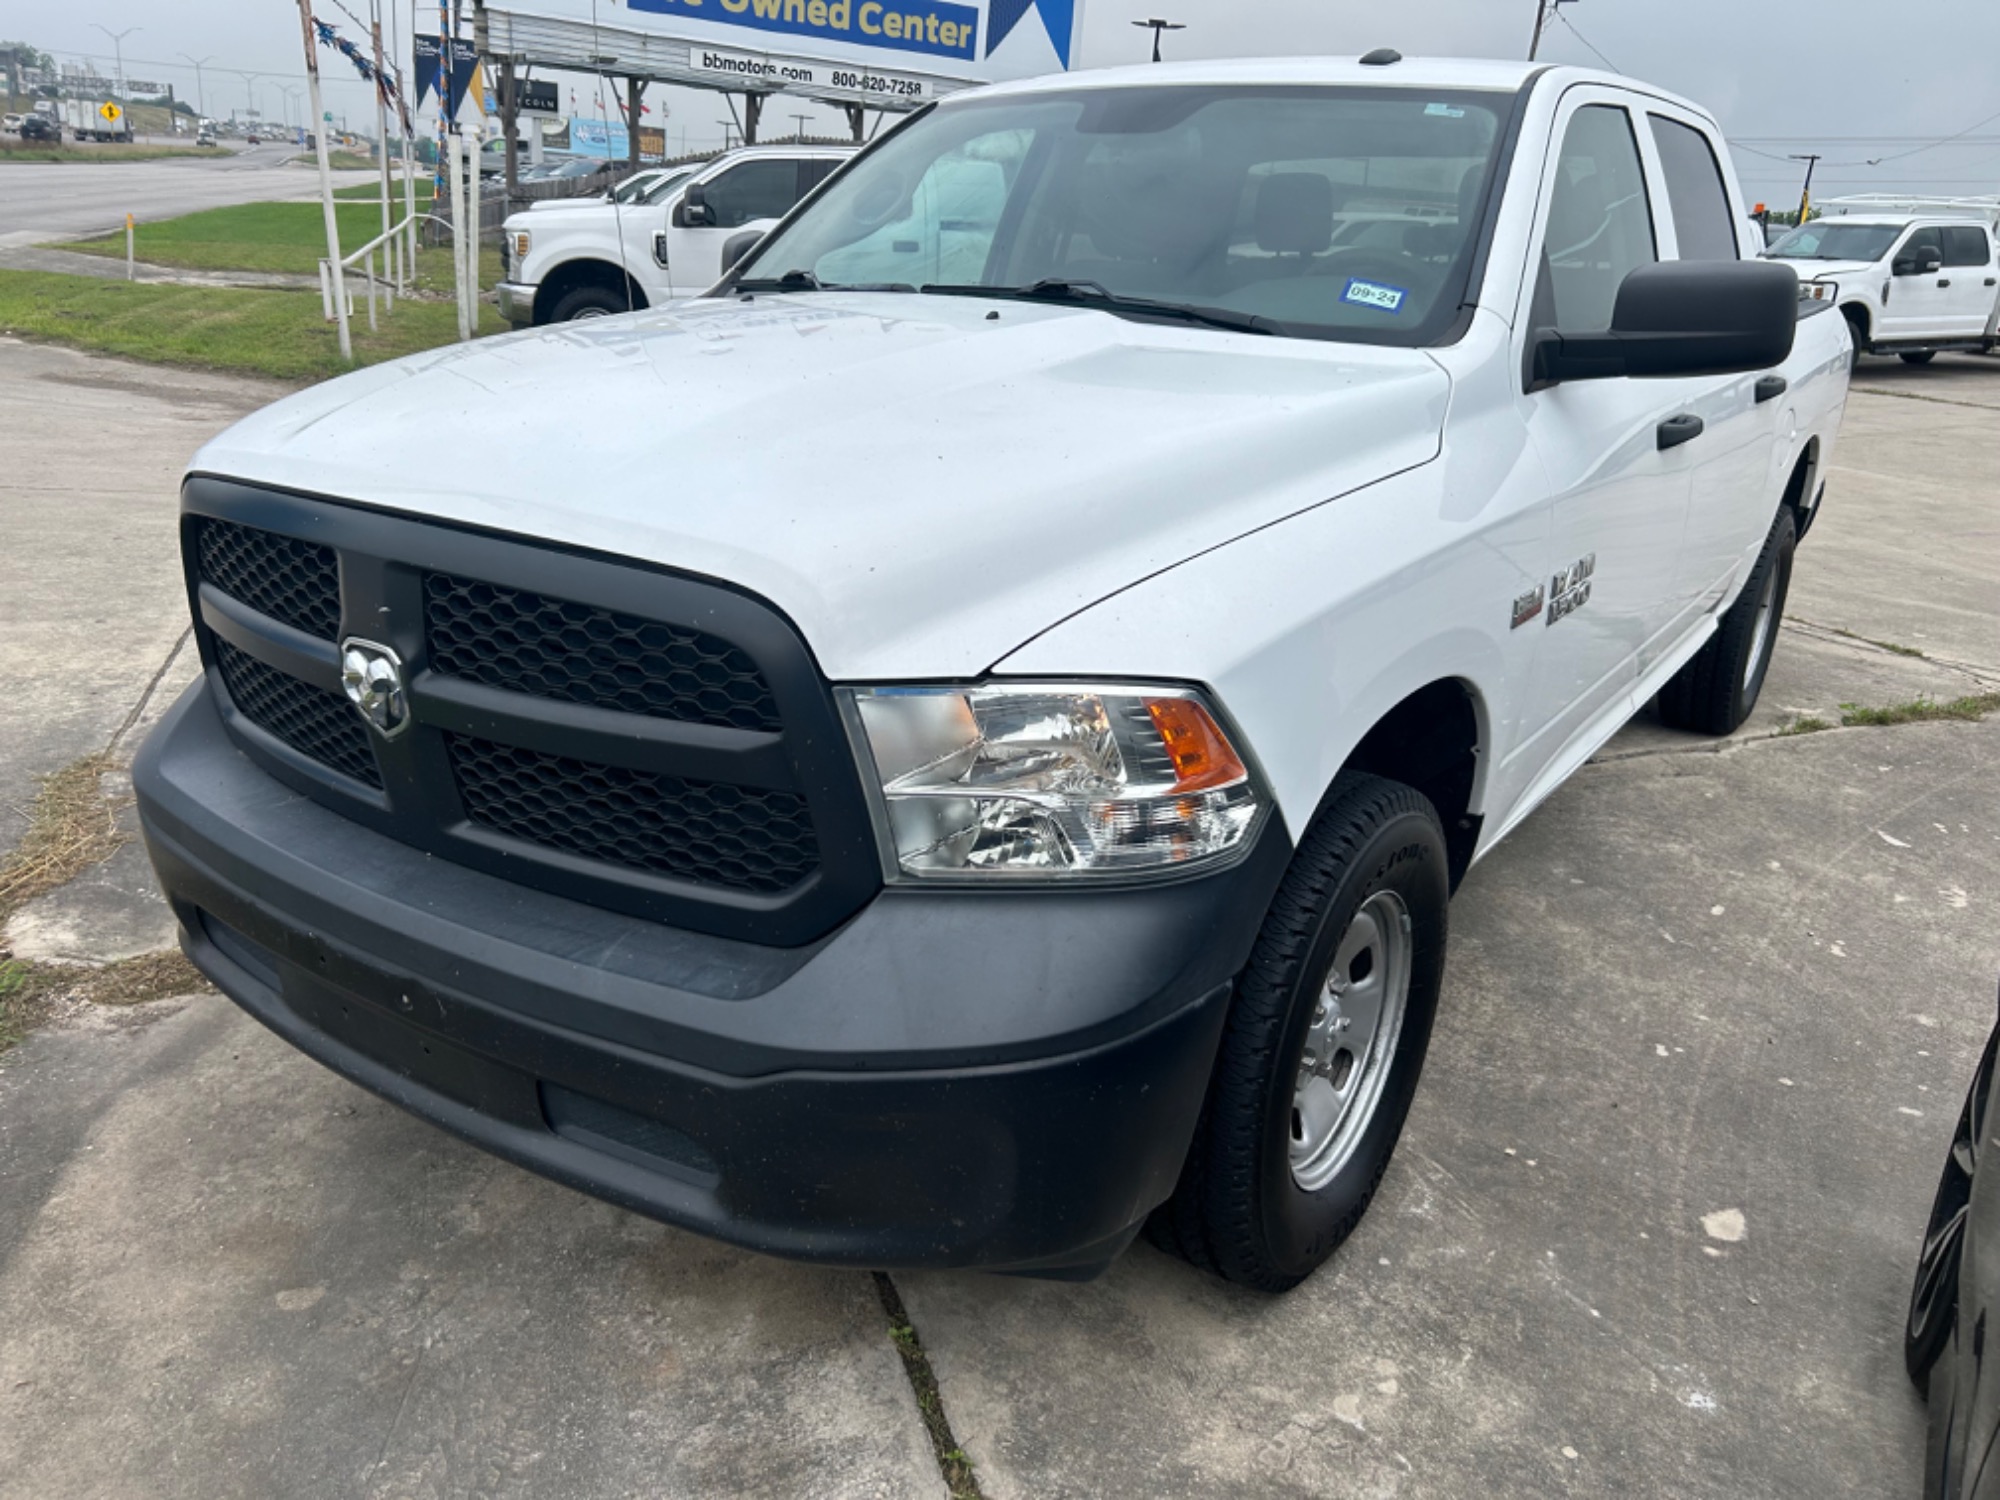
1147 772 1450 1292
1901 351 1937 366
1908 1024 1999 1393
1843 311 1868 371
1657 506 1796 736
547 283 636 322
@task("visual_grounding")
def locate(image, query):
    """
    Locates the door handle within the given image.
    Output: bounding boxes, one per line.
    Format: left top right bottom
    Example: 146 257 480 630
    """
1938 278 1952 288
1754 375 1788 404
1657 414 1705 451
1986 277 1997 287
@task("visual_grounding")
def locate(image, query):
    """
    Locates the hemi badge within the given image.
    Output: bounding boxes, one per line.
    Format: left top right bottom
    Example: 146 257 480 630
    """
1510 585 1545 630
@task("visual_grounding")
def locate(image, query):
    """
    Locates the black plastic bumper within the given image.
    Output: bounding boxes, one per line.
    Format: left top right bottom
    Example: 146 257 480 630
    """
136 682 1290 1275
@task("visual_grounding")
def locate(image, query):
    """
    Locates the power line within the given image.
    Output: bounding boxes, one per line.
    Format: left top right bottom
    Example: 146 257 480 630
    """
1554 10 1621 74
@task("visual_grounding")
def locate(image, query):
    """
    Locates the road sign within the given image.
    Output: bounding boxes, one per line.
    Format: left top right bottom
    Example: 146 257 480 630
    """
98 101 123 124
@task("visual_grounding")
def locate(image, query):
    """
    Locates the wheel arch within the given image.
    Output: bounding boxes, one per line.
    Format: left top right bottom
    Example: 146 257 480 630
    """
530 256 648 325
1839 300 1871 348
1312 677 1489 892
1781 436 1821 541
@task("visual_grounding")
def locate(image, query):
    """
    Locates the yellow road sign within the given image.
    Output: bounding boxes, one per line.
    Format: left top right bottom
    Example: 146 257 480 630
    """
98 101 123 123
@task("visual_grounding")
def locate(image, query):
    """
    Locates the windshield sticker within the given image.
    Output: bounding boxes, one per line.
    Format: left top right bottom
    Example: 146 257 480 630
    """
1425 102 1466 118
1342 278 1409 314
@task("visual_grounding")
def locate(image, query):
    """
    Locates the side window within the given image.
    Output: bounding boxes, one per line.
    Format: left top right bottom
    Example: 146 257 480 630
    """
1902 226 1944 265
1941 225 1991 268
801 159 842 194
1533 104 1657 332
700 160 802 229
1648 115 1738 261
812 129 1028 288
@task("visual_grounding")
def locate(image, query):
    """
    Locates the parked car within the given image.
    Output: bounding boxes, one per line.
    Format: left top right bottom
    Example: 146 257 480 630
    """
498 144 851 322
137 56 1849 1291
19 114 58 143
245 133 261 146
1766 196 2000 365
1908 983 2000 1497
1 112 23 134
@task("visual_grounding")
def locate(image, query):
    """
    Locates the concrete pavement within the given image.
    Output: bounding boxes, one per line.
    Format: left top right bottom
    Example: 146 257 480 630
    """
0 339 1995 1498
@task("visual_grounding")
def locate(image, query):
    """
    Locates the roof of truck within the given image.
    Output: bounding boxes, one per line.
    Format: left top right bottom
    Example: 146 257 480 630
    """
972 56 1571 99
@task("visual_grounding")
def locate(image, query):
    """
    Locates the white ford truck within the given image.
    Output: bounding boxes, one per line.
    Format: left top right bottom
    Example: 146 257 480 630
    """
1767 195 2000 365
139 56 1848 1291
496 144 853 324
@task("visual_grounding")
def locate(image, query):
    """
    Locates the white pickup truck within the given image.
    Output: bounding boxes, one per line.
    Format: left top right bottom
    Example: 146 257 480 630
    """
1767 195 2000 365
496 144 853 324
139 56 1848 1292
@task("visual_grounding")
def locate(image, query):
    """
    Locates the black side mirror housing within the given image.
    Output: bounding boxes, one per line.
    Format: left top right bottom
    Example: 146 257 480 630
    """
720 229 764 275
676 182 714 229
1892 253 1943 276
1529 260 1799 388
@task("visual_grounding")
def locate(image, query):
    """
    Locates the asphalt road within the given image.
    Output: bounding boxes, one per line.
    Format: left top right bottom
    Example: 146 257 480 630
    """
0 142 376 248
0 340 1996 1498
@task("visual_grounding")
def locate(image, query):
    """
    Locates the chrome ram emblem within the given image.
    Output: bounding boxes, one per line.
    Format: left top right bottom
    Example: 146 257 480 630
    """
340 639 410 738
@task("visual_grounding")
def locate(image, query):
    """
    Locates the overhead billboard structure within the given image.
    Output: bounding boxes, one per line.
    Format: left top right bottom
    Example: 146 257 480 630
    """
481 0 1085 111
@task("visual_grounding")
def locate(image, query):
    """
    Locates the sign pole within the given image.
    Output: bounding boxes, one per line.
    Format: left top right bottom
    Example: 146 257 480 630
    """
297 0 353 362
371 3 394 288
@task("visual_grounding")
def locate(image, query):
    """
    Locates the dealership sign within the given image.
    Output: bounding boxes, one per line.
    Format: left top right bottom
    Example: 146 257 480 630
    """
484 0 1083 103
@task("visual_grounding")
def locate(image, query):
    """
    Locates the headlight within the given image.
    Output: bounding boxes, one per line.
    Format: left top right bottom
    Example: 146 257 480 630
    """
843 683 1267 881
1799 279 1836 303
513 230 531 260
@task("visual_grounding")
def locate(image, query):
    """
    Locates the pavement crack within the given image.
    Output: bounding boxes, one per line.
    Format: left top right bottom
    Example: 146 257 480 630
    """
874 1272 984 1500
1784 615 2000 683
109 626 194 760
1850 385 2000 412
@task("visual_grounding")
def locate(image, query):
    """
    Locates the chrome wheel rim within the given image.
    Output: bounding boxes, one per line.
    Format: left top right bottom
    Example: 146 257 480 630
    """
1290 890 1412 1193
1744 563 1780 696
570 307 611 320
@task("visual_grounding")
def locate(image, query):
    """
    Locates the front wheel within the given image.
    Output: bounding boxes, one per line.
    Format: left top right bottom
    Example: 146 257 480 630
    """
1657 505 1796 736
1147 772 1449 1292
1901 351 1937 366
547 284 636 322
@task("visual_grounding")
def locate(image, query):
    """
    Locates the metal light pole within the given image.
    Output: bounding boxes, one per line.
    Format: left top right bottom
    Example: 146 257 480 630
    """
1132 18 1185 63
1789 153 1822 224
1528 0 1577 61
179 53 214 123
284 85 307 143
92 25 140 100
791 112 811 141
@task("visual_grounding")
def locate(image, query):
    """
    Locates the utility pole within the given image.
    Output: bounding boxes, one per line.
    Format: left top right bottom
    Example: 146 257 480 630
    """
179 53 214 122
791 112 811 142
296 0 352 361
1131 18 1185 63
1528 0 1576 61
716 118 736 150
93 25 139 101
1789 153 1822 224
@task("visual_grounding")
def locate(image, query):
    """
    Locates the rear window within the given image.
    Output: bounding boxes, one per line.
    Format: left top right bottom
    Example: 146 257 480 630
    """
1941 225 1992 268
1648 115 1738 261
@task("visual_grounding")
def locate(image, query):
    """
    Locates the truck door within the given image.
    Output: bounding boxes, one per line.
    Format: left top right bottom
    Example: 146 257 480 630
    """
1878 225 1956 341
1938 225 1999 337
1642 109 1785 636
664 157 810 295
1512 94 1693 759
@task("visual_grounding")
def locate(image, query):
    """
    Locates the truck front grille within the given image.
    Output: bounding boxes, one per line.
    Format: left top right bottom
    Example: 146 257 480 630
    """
213 639 383 789
181 489 879 946
425 573 781 731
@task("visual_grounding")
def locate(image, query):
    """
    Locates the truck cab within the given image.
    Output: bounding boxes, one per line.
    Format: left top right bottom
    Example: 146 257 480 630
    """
497 144 854 324
1767 196 2000 364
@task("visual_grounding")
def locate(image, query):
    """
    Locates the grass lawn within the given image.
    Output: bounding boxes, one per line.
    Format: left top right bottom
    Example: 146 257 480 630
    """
0 270 507 383
336 179 436 204
64 200 406 276
0 141 230 164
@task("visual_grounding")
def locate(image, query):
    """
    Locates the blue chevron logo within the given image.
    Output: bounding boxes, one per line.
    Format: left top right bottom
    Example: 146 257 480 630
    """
986 0 1076 67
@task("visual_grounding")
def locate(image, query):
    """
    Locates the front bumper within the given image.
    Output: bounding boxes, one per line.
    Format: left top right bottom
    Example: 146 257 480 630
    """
496 280 536 327
137 681 1290 1275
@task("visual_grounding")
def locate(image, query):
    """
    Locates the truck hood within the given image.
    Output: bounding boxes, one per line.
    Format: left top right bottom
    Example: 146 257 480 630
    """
1774 258 1878 282
193 293 1449 679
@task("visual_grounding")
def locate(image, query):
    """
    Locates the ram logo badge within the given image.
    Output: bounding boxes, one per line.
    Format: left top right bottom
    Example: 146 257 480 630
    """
1547 554 1596 627
340 639 411 738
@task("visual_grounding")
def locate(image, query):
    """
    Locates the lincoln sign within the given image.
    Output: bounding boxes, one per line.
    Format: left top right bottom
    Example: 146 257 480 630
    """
482 0 1085 108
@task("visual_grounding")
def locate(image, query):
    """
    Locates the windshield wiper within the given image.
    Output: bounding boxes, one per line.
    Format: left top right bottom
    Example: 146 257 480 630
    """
922 279 1276 335
734 270 918 293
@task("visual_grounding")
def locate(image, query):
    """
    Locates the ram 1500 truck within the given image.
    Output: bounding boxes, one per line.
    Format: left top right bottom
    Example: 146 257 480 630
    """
138 56 1849 1291
1767 195 2000 365
496 144 854 324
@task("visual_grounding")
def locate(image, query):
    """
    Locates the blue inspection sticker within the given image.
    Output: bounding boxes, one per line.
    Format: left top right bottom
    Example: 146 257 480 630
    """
1424 102 1466 118
1342 278 1409 314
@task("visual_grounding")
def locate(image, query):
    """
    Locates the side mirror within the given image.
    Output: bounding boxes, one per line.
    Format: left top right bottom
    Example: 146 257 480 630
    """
1529 260 1799 388
1892 252 1943 276
720 229 763 274
676 182 715 228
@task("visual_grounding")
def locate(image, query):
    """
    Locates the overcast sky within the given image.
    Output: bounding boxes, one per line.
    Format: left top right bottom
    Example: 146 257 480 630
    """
13 0 1999 196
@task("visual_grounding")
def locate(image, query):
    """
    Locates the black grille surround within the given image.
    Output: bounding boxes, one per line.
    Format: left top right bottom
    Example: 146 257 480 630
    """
180 478 882 947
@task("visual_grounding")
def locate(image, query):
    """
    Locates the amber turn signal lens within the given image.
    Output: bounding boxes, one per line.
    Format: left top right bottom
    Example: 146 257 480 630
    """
1145 697 1248 793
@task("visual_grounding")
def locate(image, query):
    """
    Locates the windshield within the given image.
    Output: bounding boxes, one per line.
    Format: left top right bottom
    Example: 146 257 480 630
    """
638 169 697 205
1766 222 1902 262
733 85 1511 344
